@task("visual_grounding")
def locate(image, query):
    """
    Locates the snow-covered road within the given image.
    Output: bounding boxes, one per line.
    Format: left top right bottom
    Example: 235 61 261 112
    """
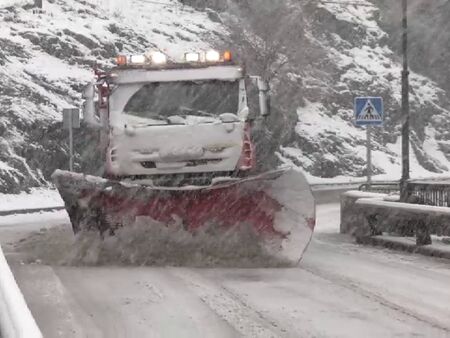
1 202 450 337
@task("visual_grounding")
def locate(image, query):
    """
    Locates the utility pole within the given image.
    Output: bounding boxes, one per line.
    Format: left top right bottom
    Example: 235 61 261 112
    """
400 0 410 201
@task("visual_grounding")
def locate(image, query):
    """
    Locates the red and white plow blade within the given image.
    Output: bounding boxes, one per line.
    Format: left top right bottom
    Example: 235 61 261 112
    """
52 167 315 265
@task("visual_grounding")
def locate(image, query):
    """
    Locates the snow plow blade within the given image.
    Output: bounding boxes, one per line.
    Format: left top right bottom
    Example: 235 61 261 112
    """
51 167 315 265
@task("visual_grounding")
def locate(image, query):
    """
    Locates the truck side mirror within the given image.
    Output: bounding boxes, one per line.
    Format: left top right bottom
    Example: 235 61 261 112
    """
82 82 101 128
257 78 271 117
246 76 271 118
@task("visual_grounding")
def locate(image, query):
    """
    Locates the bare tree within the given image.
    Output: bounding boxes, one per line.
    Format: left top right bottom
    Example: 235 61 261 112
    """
225 1 291 81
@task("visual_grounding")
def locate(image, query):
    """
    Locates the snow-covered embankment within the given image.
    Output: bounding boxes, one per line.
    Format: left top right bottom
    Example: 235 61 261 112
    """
0 245 42 338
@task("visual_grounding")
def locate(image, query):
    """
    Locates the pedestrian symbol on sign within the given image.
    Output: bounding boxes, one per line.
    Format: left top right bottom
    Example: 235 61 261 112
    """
354 97 384 126
353 96 384 186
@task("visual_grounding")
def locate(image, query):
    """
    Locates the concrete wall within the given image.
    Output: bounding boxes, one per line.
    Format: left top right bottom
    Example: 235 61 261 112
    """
340 191 450 238
340 191 387 236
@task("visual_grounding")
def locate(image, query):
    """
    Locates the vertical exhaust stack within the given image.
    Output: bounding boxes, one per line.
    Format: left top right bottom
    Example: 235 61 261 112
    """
82 82 101 128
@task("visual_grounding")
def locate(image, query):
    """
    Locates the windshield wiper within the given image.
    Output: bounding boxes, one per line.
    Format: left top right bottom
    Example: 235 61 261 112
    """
179 106 215 118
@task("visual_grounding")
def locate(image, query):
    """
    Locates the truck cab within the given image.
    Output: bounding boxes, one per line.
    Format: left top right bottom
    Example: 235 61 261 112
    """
83 50 270 185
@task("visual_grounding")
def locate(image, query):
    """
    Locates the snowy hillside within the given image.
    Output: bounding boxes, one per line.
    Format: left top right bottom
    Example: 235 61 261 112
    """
0 0 225 192
198 0 450 182
0 0 30 8
275 0 450 181
1 0 450 193
230 0 450 182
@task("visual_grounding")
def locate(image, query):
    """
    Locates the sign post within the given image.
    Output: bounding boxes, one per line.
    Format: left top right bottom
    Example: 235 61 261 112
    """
354 97 384 185
366 126 372 184
63 108 80 172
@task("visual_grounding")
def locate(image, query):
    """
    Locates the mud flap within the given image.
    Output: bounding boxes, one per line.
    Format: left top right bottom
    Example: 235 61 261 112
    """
52 167 315 265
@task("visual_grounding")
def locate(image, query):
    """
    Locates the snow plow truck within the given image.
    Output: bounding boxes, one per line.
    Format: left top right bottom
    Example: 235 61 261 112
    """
52 50 316 265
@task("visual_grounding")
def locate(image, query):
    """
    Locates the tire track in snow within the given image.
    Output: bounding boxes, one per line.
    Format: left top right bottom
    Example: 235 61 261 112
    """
301 264 450 334
169 268 288 338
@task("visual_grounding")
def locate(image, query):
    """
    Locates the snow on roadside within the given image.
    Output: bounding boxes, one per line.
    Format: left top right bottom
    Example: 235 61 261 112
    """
0 188 63 211
0 210 67 228
0 0 30 8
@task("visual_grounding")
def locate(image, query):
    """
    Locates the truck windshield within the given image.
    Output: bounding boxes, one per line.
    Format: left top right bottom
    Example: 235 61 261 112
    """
123 80 239 121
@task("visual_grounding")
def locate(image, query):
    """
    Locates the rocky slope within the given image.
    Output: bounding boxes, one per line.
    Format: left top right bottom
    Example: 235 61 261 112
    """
1 0 450 193
376 0 450 95
212 0 450 180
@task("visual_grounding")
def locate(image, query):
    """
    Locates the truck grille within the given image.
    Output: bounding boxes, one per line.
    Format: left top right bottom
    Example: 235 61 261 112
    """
140 159 222 169
126 172 238 187
141 161 157 169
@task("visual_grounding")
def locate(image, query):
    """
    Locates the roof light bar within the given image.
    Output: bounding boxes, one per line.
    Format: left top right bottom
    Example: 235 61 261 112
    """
115 49 233 67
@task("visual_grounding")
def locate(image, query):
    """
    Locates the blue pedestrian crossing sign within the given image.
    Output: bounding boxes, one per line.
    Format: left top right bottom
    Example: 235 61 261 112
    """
354 97 384 126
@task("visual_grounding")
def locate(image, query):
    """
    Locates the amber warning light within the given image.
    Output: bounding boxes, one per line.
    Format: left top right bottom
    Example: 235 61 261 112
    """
116 55 127 66
223 51 232 62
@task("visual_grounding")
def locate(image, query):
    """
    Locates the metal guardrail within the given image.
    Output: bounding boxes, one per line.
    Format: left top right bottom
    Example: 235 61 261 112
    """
358 179 450 208
407 182 450 207
311 180 401 191
0 206 65 217
359 182 400 194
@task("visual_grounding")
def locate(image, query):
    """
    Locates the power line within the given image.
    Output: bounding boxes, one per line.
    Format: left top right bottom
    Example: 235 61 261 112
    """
316 0 376 7
138 0 378 9
140 0 181 6
97 0 378 12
